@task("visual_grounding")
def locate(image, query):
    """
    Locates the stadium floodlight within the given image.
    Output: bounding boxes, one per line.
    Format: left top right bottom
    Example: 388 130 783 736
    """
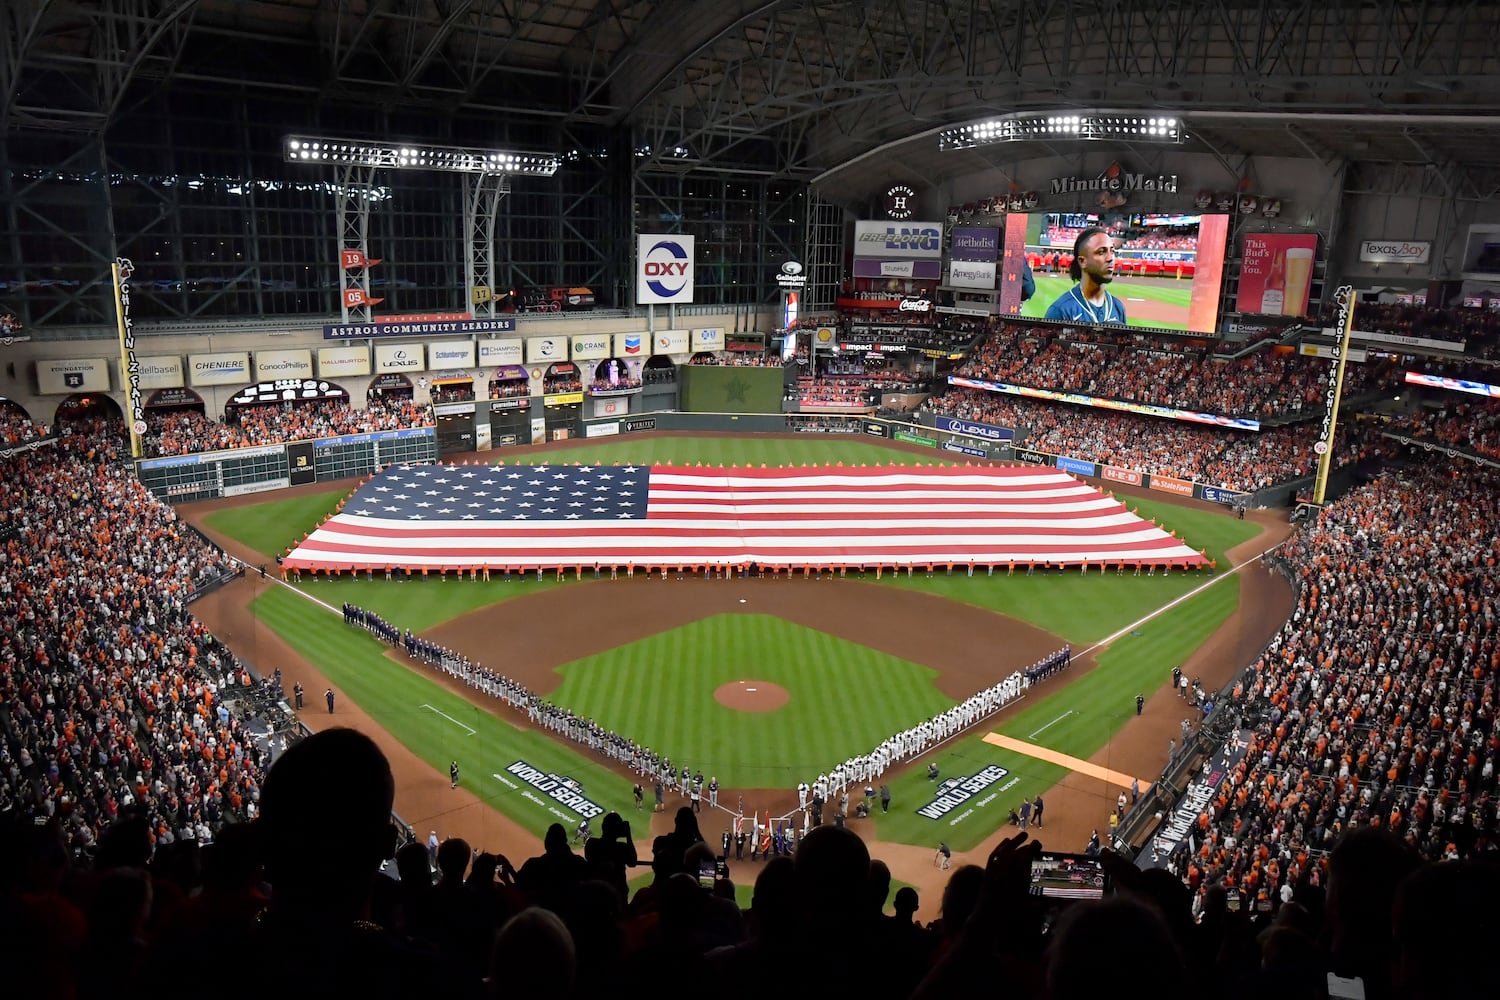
283 136 561 176
939 114 1184 151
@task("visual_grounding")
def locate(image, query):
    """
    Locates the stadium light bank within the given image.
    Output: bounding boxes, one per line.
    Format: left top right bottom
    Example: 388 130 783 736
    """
939 114 1184 151
283 137 561 176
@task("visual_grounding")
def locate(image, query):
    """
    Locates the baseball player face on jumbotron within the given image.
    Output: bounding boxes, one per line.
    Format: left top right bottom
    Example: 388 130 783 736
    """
1080 232 1116 285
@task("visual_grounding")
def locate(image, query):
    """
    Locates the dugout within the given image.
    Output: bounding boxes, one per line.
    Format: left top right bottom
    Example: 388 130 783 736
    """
432 404 475 454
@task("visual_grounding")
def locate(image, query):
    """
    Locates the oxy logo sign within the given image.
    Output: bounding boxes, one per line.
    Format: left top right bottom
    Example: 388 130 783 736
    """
637 233 696 303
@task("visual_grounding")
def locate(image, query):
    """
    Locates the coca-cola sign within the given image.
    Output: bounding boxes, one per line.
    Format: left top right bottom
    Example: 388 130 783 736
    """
898 298 932 313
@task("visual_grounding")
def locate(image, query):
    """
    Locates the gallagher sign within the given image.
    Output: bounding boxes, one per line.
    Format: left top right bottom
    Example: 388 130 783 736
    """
637 234 695 304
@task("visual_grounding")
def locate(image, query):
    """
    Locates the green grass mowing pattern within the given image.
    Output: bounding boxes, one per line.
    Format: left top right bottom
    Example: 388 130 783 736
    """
872 495 1260 644
868 571 1240 852
203 489 350 560
547 614 954 789
489 435 967 469
252 585 639 840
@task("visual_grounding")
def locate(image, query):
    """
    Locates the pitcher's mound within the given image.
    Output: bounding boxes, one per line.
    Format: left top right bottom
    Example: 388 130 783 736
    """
714 680 789 712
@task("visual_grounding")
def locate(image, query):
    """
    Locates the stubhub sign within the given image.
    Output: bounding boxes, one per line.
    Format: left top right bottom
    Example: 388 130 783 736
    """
637 234 695 304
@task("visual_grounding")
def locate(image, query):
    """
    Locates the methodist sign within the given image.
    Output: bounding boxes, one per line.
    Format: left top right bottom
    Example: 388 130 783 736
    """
637 233 696 304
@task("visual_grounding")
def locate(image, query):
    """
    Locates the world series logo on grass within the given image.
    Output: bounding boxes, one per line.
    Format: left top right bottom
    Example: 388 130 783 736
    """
916 765 1011 820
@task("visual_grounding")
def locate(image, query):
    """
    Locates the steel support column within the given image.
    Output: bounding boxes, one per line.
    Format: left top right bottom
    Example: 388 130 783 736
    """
463 171 509 318
336 163 379 325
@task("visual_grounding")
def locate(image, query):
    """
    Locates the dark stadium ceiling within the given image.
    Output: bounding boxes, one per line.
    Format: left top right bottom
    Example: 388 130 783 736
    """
6 0 1500 191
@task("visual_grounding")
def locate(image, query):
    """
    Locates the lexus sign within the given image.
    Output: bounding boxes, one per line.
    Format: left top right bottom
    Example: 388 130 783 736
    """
637 234 696 304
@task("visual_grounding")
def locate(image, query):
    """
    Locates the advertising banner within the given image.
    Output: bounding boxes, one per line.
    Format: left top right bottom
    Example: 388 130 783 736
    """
894 430 938 447
1141 731 1251 869
864 421 889 438
253 349 314 381
653 330 690 355
134 355 184 390
1056 455 1097 477
287 441 316 486
615 333 647 357
585 422 621 438
188 352 251 386
948 260 997 289
427 341 475 369
489 398 530 412
373 343 425 373
1358 239 1431 265
853 221 944 258
690 328 723 352
323 316 515 339
477 339 523 366
942 441 988 458
850 260 944 281
637 233 695 304
1199 485 1244 506
1149 474 1194 497
1102 465 1143 487
948 375 1261 431
1237 233 1318 316
934 415 1014 441
1300 343 1368 363
1404 371 1500 399
569 335 611 361
1340 329 1465 353
1013 447 1050 465
950 226 1001 261
623 417 657 433
318 346 371 377
544 392 584 406
525 336 568 364
37 358 110 394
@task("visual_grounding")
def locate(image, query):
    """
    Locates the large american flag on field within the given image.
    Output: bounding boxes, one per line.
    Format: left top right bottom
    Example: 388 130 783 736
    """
281 463 1206 571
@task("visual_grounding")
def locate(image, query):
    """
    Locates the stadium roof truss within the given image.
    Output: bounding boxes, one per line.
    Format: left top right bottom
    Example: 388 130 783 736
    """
6 0 1500 185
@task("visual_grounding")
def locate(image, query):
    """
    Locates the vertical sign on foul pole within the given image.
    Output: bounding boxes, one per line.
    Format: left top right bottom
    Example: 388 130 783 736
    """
112 257 144 459
1312 285 1357 506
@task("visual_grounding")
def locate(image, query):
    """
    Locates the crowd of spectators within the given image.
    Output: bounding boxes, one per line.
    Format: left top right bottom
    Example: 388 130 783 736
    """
0 406 48 445
0 415 267 867
642 366 676 385
1382 397 1500 463
543 378 584 394
430 384 475 404
487 379 529 399
589 375 642 392
786 415 862 433
142 397 433 457
787 379 877 408
1169 461 1500 937
690 352 784 367
958 323 1398 420
925 386 1359 491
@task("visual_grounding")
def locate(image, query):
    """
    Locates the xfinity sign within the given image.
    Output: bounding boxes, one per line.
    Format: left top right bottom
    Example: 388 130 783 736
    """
637 234 696 304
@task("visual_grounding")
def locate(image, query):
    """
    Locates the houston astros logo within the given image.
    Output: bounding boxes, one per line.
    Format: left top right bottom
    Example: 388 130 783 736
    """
886 184 917 220
642 239 690 299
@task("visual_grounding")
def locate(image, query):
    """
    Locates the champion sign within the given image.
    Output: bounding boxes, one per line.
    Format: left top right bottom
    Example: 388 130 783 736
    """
637 234 695 304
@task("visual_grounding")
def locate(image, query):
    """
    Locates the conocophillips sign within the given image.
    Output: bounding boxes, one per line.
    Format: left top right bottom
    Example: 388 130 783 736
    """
637 234 695 304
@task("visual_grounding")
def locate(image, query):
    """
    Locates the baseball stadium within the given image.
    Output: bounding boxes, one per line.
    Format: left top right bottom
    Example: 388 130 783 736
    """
3 2 1500 998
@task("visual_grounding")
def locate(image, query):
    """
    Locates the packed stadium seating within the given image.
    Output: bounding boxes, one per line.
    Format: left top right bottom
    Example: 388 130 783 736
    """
0 417 267 865
924 387 1362 491
1383 398 1500 461
1168 461 1500 933
957 323 1397 420
142 397 433 457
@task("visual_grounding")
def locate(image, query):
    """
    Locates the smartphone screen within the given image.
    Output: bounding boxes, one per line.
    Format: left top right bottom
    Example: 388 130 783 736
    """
1226 888 1241 912
1028 852 1109 901
698 862 716 890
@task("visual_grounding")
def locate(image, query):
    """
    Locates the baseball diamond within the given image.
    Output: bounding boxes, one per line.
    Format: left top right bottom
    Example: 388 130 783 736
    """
7 5 1499 995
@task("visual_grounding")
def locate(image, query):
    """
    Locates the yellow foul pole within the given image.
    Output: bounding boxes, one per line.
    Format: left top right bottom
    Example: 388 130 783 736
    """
111 258 143 460
1312 285 1357 506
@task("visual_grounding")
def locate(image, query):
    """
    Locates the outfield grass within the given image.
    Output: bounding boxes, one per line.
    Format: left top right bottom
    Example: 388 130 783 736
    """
547 614 954 788
204 436 1257 641
253 585 640 840
866 566 1241 852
